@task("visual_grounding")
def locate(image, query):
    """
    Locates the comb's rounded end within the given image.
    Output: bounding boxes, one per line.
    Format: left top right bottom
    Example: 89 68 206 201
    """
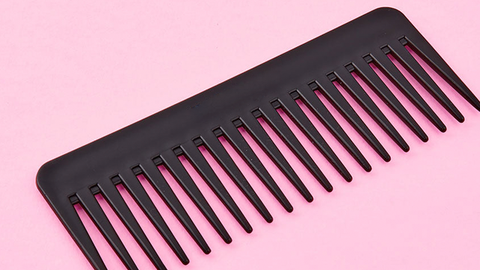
36 161 52 192
36 159 64 197
372 7 407 19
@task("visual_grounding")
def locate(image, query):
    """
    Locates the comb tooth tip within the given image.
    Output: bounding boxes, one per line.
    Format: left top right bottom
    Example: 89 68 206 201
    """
178 252 190 265
384 154 392 162
365 164 373 172
458 115 465 123
402 144 410 152
225 236 233 244
440 125 447 133
306 195 314 202
325 185 333 193
286 205 294 213
245 226 253 234
181 258 190 265
420 133 429 142
345 175 353 182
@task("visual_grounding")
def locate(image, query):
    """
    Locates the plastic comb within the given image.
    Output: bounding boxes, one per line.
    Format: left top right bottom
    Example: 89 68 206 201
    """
37 7 479 270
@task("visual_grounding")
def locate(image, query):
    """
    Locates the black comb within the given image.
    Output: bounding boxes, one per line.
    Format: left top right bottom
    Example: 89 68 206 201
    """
36 7 479 270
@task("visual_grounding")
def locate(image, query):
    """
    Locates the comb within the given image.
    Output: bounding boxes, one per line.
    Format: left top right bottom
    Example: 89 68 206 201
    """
37 7 479 270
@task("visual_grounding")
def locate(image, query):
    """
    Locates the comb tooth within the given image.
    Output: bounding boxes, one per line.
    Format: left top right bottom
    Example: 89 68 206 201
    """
161 150 232 243
76 189 138 270
241 115 317 199
182 141 253 233
296 87 372 171
140 161 211 254
317 77 391 162
201 132 273 223
405 35 480 111
387 42 464 122
220 124 294 212
118 171 189 264
370 51 447 132
354 59 428 142
261 103 347 186
279 95 353 179
99 181 166 270
56 203 107 270
336 67 410 152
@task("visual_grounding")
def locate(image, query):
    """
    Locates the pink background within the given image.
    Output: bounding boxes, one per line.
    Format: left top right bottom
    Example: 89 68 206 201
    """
1 1 479 269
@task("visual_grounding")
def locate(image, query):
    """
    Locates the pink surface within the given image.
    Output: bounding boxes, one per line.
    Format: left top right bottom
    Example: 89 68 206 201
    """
1 1 480 269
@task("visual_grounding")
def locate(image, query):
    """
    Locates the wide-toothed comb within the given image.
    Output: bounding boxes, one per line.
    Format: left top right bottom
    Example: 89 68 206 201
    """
37 7 479 270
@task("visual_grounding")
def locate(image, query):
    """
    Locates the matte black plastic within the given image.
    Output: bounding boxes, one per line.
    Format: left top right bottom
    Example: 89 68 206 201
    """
37 7 479 270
